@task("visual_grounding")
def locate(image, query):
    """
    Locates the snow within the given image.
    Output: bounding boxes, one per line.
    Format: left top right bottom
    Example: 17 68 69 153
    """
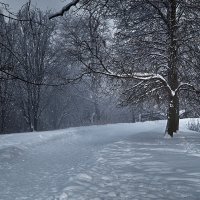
1 119 200 199
109 71 179 97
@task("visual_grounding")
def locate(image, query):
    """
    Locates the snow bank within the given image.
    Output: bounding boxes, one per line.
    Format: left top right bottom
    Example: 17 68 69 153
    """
1 118 200 200
0 118 197 149
0 128 78 161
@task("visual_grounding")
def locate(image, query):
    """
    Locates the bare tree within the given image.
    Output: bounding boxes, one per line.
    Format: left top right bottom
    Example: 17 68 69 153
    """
50 0 200 137
14 6 55 131
0 9 17 133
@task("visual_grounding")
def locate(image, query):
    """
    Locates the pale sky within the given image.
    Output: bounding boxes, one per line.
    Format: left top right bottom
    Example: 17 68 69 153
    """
1 0 70 12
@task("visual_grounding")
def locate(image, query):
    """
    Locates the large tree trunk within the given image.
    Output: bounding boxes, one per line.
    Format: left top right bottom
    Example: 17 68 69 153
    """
167 95 179 137
166 0 179 137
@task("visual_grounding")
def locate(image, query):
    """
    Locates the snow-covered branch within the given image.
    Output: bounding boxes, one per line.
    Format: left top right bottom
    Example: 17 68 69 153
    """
110 72 172 94
86 66 174 95
175 83 197 94
49 0 80 19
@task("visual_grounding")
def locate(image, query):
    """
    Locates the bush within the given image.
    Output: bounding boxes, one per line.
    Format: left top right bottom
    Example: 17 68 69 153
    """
187 119 200 132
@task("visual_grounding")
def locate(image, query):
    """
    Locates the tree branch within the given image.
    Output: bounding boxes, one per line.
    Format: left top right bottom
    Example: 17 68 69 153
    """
175 82 200 95
49 0 80 20
146 0 169 28
0 69 89 87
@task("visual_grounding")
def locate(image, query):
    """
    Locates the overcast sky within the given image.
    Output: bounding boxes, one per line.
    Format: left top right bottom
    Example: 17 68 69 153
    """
1 0 70 12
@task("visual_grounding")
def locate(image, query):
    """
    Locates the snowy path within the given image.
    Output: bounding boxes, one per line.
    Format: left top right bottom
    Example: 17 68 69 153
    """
1 120 200 199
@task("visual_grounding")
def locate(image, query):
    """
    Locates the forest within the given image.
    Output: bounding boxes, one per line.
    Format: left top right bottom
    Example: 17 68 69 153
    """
1 0 200 137
1 1 200 199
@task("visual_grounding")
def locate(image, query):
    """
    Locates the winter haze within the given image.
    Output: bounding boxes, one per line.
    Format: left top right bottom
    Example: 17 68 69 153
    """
1 1 200 199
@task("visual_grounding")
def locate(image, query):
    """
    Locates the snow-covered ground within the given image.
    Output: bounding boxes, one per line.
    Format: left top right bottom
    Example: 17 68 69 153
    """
0 119 200 200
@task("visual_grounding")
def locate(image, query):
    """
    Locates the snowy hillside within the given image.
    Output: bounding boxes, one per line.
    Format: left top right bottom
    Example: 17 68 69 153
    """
1 119 200 200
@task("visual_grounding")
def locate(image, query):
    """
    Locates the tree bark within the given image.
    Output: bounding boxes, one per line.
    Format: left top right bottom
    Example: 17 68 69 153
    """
167 0 179 137
167 95 179 137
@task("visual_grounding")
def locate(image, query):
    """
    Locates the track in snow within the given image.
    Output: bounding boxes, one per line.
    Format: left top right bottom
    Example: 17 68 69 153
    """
1 120 200 200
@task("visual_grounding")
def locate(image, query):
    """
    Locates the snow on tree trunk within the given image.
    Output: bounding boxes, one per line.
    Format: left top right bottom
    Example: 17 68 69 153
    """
167 95 179 137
